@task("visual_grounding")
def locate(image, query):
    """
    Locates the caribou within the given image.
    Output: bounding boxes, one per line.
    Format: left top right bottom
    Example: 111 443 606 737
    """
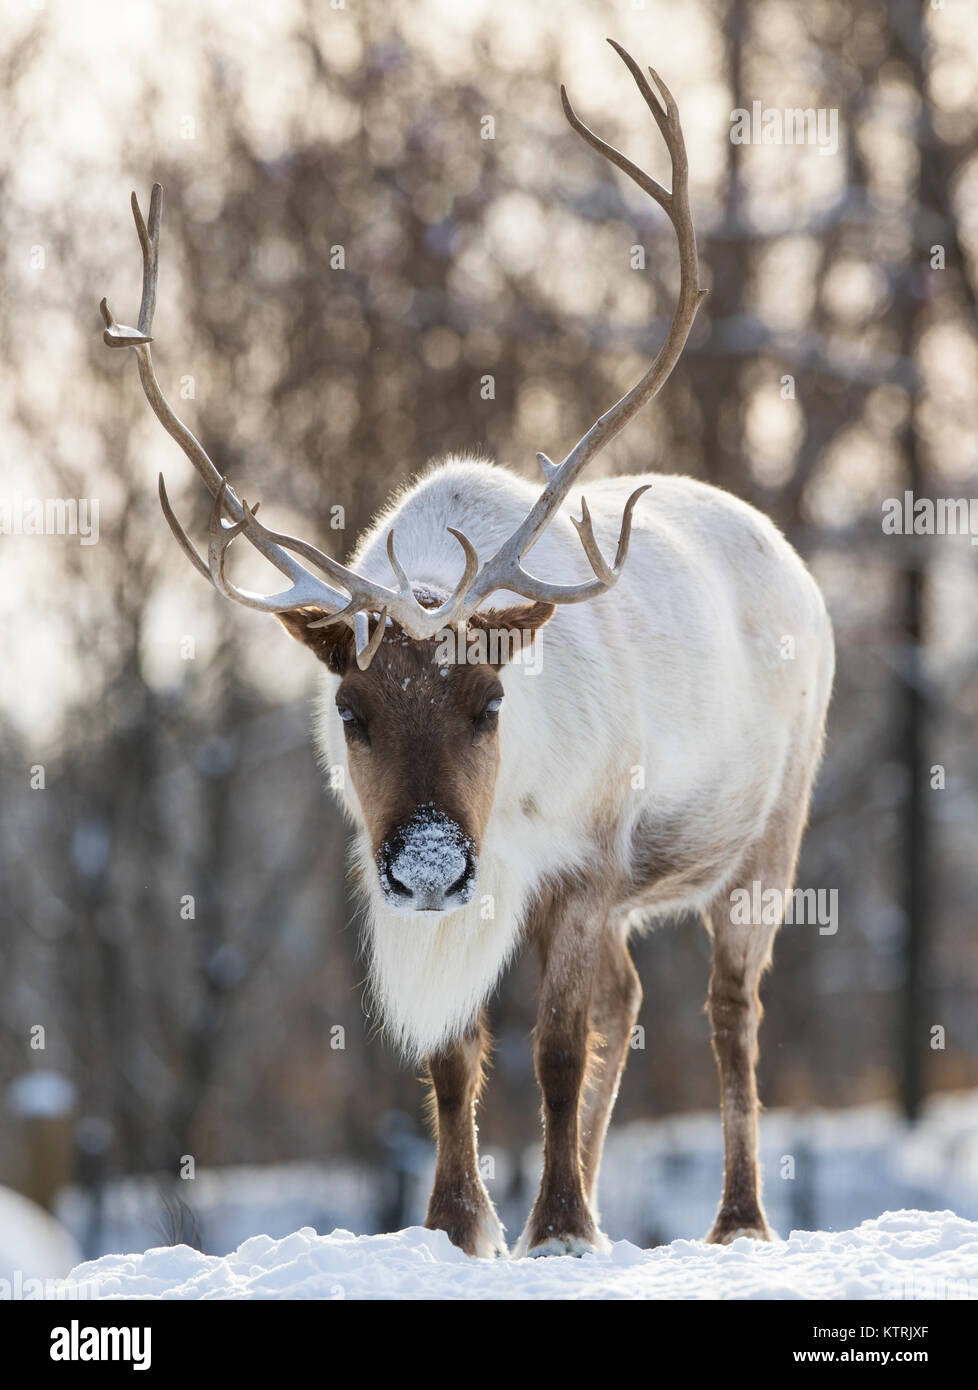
101 41 835 1258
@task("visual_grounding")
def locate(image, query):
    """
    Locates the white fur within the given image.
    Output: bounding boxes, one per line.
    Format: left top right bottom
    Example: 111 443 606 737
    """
467 1205 509 1260
513 1228 612 1258
315 457 835 1061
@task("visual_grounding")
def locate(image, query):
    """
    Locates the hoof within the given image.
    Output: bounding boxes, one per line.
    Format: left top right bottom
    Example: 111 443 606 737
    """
706 1221 775 1245
514 1227 611 1259
426 1205 508 1259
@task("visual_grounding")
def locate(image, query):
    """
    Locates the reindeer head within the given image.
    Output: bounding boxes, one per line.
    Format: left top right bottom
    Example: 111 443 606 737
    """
278 599 552 911
100 41 705 913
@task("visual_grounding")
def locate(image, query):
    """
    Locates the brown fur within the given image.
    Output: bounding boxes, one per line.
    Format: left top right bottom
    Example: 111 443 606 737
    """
579 931 642 1203
423 1014 501 1256
701 755 817 1244
516 876 613 1251
279 603 552 861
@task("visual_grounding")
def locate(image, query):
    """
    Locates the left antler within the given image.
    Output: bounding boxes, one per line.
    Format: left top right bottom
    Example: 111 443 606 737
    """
100 185 479 663
100 186 357 619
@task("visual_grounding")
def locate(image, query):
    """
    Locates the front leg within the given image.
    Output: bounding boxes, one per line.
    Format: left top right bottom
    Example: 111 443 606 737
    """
516 897 609 1257
424 1013 507 1258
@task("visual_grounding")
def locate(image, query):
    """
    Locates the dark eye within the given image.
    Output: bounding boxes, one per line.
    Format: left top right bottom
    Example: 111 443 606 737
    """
474 695 503 730
337 704 368 743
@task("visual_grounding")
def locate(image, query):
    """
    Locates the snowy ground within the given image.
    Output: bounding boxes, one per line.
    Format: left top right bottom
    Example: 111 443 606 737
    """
64 1210 978 1300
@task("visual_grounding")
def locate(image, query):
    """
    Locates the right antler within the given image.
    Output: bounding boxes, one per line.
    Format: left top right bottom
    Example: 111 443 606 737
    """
460 39 707 612
101 41 705 668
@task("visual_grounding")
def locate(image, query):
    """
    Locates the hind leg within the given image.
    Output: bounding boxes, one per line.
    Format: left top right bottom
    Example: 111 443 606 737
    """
579 928 642 1208
703 903 778 1243
703 771 814 1245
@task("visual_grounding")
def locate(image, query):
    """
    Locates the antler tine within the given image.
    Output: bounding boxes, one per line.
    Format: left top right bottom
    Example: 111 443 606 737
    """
355 609 389 671
559 87 671 212
132 184 162 337
386 531 415 602
536 452 560 481
607 42 673 140
305 596 364 631
609 483 650 570
158 472 211 583
569 485 650 584
445 527 480 606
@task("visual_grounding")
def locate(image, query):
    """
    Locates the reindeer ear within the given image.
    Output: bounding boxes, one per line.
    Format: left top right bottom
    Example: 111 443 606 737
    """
467 601 555 668
276 610 355 674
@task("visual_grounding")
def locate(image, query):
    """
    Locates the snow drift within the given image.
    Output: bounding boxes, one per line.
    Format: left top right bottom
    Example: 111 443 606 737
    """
65 1210 978 1300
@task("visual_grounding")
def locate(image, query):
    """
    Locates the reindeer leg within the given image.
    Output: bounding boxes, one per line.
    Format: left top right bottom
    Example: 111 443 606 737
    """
580 928 642 1209
703 772 814 1245
516 892 608 1257
703 910 778 1244
424 1012 507 1258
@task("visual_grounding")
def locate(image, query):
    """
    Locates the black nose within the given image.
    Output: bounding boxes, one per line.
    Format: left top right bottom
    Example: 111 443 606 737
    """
381 849 414 900
445 850 476 899
379 816 476 911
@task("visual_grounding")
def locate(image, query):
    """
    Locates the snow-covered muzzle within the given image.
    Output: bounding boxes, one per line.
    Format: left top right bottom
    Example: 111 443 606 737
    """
377 806 477 914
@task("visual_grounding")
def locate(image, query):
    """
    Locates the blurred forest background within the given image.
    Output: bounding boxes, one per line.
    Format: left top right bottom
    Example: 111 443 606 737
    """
1 0 977 1257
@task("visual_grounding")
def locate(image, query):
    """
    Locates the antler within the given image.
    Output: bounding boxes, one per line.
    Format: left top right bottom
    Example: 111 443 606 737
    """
99 186 480 665
101 40 704 667
460 38 707 612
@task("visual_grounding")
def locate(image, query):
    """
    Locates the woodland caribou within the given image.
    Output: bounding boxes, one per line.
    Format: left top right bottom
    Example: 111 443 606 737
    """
102 42 834 1257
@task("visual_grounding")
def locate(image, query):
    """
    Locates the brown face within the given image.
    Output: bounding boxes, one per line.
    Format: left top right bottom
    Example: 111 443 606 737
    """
279 602 553 913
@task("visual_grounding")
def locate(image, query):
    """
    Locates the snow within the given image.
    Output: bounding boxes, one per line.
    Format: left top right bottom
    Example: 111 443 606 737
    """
65 1210 978 1300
